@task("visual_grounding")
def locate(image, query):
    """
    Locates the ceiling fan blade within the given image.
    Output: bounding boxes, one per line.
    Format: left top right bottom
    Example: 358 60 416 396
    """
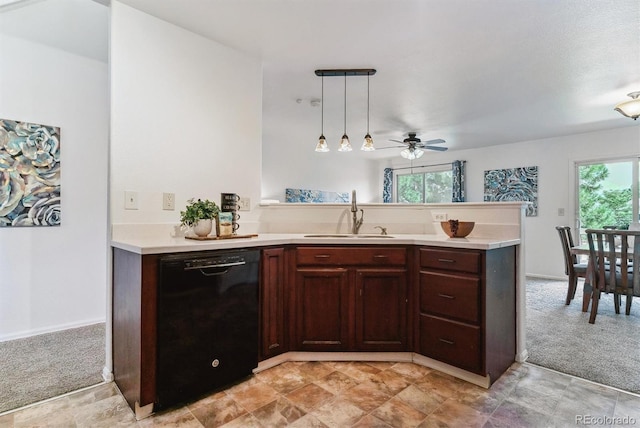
389 139 406 144
376 145 405 150
423 138 446 145
424 145 448 151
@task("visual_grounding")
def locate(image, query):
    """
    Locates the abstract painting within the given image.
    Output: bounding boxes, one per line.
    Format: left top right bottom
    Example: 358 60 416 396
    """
285 188 349 203
484 166 538 216
0 119 61 226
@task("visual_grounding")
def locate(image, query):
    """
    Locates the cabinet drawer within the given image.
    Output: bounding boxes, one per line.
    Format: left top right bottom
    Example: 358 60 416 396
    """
420 248 480 274
420 314 482 374
420 272 480 323
297 247 406 266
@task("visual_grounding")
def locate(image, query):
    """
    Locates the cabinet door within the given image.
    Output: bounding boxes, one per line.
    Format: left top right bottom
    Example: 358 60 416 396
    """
295 268 350 351
260 248 287 360
355 268 407 351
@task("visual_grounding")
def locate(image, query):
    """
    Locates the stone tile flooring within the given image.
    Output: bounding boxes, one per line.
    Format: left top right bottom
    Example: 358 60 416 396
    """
1 361 640 427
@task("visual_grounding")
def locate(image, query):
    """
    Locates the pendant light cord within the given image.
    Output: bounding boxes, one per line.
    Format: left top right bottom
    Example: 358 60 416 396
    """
344 74 347 134
367 74 370 133
321 75 324 134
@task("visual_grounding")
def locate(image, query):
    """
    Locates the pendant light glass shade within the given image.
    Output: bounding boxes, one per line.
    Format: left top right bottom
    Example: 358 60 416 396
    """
361 134 375 151
315 134 329 152
339 134 352 151
614 91 640 120
361 74 375 151
315 75 329 152
338 75 352 151
400 147 424 160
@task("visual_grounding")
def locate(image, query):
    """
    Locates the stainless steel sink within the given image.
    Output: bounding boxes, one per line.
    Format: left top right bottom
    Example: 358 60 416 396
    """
303 234 395 238
303 234 355 238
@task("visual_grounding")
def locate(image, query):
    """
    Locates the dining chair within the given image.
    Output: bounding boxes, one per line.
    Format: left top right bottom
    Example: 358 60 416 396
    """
556 226 588 305
585 229 640 324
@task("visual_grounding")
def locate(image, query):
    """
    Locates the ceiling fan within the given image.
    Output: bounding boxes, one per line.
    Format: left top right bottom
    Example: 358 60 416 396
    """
380 132 447 160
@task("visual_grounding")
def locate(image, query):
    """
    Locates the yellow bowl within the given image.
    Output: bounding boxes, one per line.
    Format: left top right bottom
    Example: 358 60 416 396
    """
440 220 475 238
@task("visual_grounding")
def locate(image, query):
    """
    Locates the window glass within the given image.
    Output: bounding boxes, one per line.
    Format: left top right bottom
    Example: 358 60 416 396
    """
396 166 453 203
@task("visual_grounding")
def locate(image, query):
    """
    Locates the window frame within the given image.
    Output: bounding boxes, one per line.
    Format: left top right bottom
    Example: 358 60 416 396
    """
394 164 454 203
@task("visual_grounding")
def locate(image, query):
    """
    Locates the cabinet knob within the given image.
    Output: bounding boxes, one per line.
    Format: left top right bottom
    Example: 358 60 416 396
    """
211 359 220 368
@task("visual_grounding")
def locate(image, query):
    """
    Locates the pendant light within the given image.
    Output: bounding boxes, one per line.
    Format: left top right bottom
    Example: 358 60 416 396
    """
315 75 329 152
614 91 640 120
338 75 353 151
361 73 375 151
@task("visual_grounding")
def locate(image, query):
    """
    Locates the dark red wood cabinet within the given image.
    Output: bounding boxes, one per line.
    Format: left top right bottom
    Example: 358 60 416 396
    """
292 246 410 352
259 247 289 360
417 246 516 381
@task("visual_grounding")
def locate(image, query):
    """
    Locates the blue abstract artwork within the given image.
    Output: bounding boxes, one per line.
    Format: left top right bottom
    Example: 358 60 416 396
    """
285 188 349 203
0 119 61 226
484 166 538 216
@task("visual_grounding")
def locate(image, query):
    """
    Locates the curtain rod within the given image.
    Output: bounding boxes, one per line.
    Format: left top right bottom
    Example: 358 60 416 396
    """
391 160 465 172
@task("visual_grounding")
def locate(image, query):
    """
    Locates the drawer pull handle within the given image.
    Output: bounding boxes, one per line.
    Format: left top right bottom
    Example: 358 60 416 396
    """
439 338 455 345
373 255 388 259
268 343 280 349
437 293 455 299
438 258 456 263
314 255 331 259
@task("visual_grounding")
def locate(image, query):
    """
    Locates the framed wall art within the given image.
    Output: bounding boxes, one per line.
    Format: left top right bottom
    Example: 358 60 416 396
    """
0 119 61 227
484 166 538 216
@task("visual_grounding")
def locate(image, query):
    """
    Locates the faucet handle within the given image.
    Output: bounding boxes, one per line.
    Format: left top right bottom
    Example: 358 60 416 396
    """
374 226 388 236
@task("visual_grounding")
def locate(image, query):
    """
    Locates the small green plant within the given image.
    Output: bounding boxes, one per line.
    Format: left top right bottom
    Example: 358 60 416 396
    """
180 198 220 227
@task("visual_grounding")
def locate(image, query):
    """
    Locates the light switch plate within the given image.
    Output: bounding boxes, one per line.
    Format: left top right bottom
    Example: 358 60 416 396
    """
124 191 138 210
238 197 250 211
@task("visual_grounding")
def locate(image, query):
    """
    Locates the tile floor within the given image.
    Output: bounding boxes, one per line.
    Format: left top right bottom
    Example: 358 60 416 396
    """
1 361 640 428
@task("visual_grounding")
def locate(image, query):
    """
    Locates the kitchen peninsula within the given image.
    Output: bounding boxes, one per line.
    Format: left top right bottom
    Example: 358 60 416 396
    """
110 202 526 419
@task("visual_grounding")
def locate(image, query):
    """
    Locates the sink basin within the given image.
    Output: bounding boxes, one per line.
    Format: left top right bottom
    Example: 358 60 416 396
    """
303 234 355 238
303 234 395 238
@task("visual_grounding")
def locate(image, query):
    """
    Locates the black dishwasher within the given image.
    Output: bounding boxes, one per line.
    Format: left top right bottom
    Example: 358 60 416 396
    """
156 249 259 409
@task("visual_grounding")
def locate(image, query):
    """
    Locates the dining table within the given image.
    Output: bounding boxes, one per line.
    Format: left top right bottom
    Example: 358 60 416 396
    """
571 243 636 312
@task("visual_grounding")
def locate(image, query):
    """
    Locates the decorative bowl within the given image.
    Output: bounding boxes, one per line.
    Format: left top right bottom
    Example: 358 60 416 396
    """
440 220 475 238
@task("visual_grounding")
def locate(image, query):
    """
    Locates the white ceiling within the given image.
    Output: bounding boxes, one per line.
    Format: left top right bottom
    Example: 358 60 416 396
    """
4 0 638 157
117 0 640 157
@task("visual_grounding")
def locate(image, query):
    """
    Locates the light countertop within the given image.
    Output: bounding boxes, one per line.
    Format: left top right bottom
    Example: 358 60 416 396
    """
111 233 520 255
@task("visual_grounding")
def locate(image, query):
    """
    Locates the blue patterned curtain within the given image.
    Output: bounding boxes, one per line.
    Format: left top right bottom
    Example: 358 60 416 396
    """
383 168 393 203
452 160 465 202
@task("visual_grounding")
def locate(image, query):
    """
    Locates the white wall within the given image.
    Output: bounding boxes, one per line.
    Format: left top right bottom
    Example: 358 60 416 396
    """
0 34 109 340
378 126 640 278
110 2 262 226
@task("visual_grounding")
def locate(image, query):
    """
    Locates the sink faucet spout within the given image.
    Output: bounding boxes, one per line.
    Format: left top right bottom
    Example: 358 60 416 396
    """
351 189 364 234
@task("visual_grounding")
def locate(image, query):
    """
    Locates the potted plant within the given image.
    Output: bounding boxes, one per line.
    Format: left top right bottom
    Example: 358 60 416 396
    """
180 198 220 237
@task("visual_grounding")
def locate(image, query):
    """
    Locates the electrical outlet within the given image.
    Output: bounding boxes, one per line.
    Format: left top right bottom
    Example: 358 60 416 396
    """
124 191 138 210
432 212 448 221
238 197 250 211
163 193 175 210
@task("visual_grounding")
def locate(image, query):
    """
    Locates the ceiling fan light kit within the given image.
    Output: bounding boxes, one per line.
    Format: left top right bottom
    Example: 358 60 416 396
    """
314 68 376 153
614 91 640 120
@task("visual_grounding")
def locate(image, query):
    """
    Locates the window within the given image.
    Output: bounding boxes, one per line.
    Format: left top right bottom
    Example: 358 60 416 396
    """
396 165 453 203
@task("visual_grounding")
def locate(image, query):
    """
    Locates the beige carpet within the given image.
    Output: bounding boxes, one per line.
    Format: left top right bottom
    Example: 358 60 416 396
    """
0 323 105 413
526 277 640 393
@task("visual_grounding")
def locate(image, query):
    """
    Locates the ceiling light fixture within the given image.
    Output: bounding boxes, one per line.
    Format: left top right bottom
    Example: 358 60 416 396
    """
614 91 640 120
314 69 376 153
400 146 424 160
361 74 375 151
338 75 352 152
315 75 329 152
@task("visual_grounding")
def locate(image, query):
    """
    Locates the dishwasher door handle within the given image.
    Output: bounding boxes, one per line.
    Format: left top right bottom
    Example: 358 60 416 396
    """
184 260 246 271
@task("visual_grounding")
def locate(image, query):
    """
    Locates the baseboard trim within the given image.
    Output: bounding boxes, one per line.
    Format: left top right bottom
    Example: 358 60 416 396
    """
0 319 106 342
255 351 492 388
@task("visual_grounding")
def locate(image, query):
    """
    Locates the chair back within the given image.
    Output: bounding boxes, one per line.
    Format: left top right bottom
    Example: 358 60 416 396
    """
585 229 640 297
556 226 577 275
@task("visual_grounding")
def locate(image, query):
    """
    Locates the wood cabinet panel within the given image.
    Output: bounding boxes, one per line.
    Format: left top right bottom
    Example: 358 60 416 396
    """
297 247 406 266
420 248 480 273
420 314 481 373
260 247 287 360
295 268 350 351
355 268 407 351
420 271 480 324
